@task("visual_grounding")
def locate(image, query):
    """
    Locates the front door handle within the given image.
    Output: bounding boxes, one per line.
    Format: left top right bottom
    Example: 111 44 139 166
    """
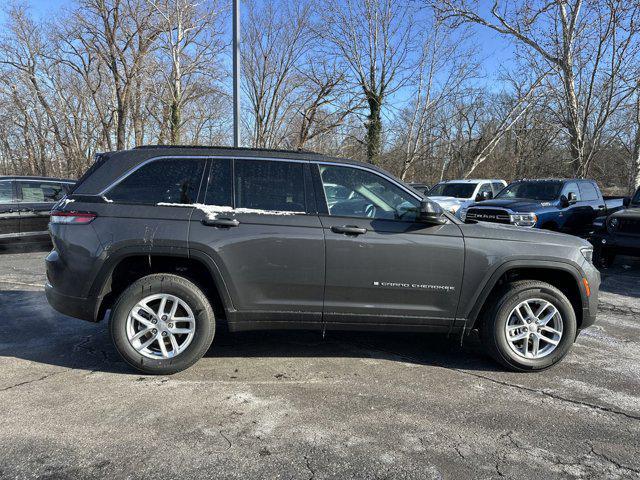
331 225 367 236
201 217 240 228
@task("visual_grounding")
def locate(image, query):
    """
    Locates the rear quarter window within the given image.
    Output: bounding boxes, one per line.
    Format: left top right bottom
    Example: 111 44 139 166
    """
107 158 206 205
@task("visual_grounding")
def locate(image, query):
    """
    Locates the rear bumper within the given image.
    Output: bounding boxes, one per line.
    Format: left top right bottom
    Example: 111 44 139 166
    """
45 282 99 322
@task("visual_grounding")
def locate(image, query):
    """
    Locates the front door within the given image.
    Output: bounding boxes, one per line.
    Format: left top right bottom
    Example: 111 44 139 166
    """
315 163 464 329
0 180 19 238
189 157 325 329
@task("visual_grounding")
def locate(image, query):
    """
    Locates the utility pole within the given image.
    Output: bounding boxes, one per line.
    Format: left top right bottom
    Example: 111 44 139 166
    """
232 0 240 147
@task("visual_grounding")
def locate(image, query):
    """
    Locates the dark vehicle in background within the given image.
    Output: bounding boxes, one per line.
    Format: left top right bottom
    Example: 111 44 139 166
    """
591 187 640 267
45 146 599 375
409 183 431 196
0 176 75 246
460 179 623 235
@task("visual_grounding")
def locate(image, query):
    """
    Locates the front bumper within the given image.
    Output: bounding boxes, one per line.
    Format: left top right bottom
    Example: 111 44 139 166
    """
45 282 100 322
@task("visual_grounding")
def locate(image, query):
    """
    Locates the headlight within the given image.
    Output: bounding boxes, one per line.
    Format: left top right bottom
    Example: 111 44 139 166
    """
608 217 619 232
459 208 468 221
509 212 537 227
580 247 593 264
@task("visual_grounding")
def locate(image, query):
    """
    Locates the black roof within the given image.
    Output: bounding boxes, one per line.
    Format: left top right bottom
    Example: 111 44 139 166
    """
512 178 595 183
0 175 75 183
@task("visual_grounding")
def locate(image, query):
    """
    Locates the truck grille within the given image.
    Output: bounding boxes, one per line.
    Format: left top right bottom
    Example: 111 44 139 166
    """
466 208 511 224
618 218 640 235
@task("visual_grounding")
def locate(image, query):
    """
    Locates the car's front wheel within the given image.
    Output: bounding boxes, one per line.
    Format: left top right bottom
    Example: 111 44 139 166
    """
110 274 215 375
481 280 577 371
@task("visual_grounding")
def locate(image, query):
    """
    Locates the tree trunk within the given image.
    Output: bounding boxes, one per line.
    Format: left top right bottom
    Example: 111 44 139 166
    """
366 94 382 164
170 99 181 145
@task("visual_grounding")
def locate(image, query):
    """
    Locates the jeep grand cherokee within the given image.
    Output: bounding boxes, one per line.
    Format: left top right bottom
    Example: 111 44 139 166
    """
45 146 600 374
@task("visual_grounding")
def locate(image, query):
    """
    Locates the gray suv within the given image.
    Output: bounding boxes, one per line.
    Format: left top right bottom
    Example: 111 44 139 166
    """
45 146 600 374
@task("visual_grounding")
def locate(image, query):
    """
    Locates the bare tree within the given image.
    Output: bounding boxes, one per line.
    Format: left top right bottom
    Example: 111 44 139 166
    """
241 0 315 148
434 0 640 177
322 0 415 164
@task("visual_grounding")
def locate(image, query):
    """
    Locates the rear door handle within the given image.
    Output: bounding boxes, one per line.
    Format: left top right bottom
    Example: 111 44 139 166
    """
201 217 239 228
331 225 367 236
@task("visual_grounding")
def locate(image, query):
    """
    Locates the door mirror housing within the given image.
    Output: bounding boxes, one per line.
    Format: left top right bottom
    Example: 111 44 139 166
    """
419 200 446 224
560 195 569 208
623 197 631 208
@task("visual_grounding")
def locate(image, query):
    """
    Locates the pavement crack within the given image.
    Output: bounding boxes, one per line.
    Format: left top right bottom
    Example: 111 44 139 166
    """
304 455 316 480
345 340 640 422
587 442 640 474
0 372 58 392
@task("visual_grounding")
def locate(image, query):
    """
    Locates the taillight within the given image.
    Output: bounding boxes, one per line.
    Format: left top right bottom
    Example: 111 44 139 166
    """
50 211 97 224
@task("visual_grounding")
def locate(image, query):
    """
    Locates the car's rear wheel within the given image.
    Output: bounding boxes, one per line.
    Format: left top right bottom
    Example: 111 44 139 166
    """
481 280 577 371
110 274 215 375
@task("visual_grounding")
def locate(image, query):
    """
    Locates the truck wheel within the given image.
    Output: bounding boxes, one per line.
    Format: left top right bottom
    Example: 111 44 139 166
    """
481 281 577 371
109 274 215 375
594 248 615 269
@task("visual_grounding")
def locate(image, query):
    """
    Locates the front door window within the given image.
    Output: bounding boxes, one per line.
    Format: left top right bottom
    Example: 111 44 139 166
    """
319 165 420 221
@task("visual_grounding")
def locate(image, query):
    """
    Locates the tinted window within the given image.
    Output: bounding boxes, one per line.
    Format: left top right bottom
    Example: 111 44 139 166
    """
492 182 505 195
563 182 581 201
204 159 232 206
429 182 477 198
320 165 420 221
18 181 66 203
632 188 640 206
108 159 205 205
578 182 599 201
234 160 305 212
497 181 563 201
0 181 13 203
478 183 492 195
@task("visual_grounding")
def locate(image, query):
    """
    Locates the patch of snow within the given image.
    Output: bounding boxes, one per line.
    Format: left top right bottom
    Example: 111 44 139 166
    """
157 202 301 218
102 195 114 203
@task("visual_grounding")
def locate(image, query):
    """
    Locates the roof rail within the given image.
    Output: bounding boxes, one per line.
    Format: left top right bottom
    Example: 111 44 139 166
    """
133 144 318 155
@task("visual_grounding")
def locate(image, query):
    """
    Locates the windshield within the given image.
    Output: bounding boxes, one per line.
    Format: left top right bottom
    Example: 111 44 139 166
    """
428 182 477 199
497 181 563 201
632 188 640 206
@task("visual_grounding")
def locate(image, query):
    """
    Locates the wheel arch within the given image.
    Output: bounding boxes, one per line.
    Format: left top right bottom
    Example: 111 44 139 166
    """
91 247 234 323
464 260 588 333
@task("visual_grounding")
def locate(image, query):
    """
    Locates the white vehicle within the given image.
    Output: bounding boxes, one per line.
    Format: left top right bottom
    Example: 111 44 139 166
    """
428 179 507 215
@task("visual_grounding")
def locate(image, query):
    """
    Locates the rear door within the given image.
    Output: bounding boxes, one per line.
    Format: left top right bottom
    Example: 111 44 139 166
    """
16 180 67 235
0 180 19 238
188 157 325 329
316 163 464 330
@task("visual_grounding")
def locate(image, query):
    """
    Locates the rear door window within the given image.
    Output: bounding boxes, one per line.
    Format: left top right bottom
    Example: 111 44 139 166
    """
204 159 233 207
107 158 205 205
234 159 306 212
17 181 66 203
0 181 14 203
578 182 599 201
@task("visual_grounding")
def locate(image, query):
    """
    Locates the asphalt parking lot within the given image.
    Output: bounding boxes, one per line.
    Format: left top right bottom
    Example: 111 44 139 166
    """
0 249 639 479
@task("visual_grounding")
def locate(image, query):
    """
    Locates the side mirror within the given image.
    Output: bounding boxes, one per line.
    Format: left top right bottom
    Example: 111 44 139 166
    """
568 192 577 204
560 195 569 208
623 197 631 208
476 191 493 202
419 200 446 224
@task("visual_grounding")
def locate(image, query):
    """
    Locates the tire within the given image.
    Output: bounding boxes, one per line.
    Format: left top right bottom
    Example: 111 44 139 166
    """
594 248 616 269
481 280 577 372
109 274 215 375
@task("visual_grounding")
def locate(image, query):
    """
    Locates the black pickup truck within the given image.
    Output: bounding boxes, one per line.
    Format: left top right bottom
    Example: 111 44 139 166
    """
460 179 623 236
590 187 640 266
